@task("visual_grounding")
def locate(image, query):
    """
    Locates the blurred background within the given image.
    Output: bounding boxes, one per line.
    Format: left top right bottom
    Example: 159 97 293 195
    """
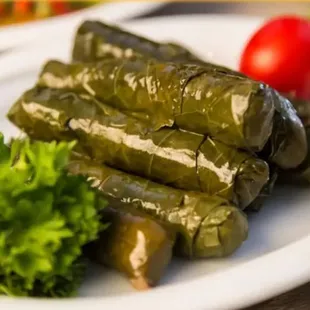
0 1 100 25
1 1 310 26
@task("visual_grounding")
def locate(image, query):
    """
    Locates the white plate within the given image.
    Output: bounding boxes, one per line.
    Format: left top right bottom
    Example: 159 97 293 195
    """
0 1 163 51
1 14 310 310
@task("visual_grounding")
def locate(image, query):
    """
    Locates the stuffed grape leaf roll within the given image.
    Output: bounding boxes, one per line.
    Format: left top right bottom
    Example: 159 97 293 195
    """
71 20 243 77
246 168 278 212
266 95 310 184
289 99 310 182
7 87 269 209
284 95 310 127
277 113 310 184
38 59 276 152
293 127 310 183
259 92 307 170
86 199 175 290
67 158 248 258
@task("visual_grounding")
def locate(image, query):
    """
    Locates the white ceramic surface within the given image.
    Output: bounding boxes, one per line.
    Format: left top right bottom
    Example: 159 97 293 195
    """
0 1 163 51
1 15 310 310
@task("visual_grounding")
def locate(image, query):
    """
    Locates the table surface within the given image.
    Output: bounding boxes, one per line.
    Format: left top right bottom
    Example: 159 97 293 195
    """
137 2 310 310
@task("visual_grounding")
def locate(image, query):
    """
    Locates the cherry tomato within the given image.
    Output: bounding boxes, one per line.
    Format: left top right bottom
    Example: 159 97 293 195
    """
239 16 310 100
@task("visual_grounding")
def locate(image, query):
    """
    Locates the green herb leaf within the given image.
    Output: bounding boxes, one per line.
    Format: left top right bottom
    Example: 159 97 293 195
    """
0 135 106 297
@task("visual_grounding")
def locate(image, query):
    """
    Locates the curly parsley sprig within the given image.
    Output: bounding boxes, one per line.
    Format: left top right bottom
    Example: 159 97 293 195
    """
0 133 106 297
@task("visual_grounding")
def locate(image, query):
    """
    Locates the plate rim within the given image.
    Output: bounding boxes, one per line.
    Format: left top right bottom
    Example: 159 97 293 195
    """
0 14 309 310
0 1 163 51
2 236 310 310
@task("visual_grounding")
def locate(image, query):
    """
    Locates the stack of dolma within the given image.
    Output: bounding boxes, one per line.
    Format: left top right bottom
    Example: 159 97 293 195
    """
7 20 308 289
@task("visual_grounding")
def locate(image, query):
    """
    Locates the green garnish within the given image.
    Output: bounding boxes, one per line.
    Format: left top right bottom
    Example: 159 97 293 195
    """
0 133 106 297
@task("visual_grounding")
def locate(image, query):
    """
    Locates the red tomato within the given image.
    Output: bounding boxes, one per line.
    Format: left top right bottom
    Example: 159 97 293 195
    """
239 16 310 100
